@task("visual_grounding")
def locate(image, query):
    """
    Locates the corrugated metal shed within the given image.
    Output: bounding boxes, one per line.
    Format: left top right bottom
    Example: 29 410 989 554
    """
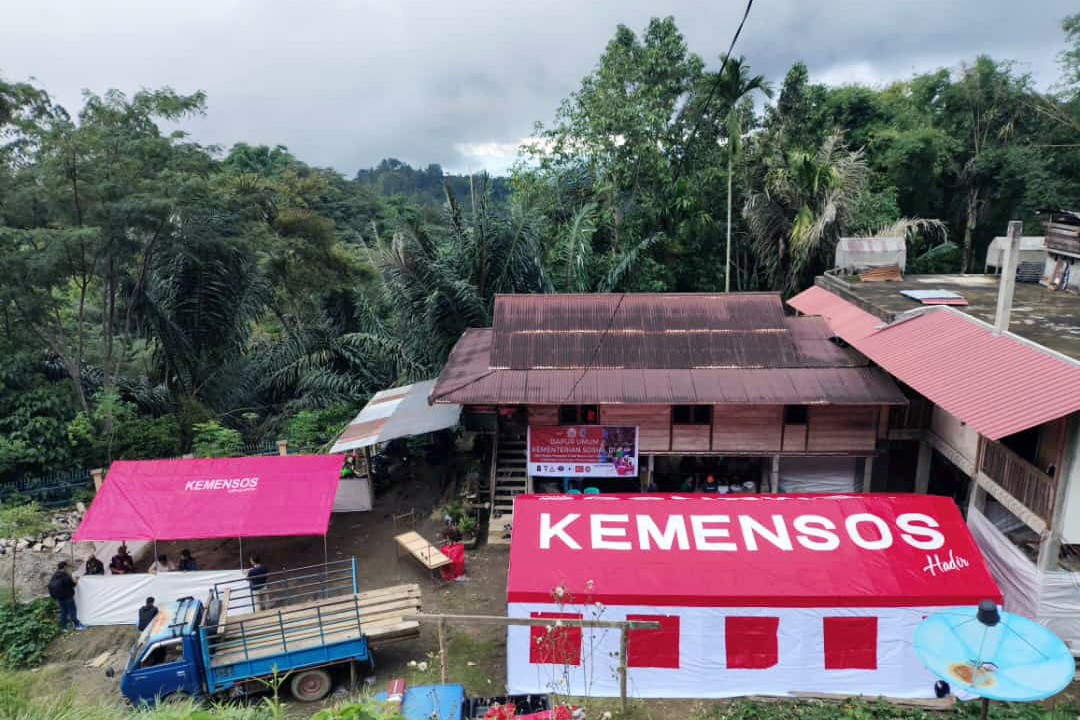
788 285 1080 440
330 380 461 453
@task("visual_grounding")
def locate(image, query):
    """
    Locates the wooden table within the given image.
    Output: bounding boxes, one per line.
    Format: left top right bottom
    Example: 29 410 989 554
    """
394 531 452 584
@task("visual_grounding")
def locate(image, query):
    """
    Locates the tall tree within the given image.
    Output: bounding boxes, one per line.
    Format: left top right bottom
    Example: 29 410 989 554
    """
743 131 871 295
714 56 772 291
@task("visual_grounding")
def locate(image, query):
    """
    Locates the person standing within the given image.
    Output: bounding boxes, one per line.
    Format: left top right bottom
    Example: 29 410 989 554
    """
137 597 158 631
48 562 84 631
177 549 198 571
84 553 104 576
247 554 269 610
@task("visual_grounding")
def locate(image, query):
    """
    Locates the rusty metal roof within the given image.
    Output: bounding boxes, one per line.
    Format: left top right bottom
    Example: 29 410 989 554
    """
488 293 858 369
430 309 905 406
789 285 1080 439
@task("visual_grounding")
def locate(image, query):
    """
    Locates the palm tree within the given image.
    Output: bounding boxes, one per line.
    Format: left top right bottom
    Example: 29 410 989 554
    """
716 56 772 292
743 131 871 295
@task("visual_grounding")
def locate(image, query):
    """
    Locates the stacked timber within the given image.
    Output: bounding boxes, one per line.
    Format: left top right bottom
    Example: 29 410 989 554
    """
356 583 423 643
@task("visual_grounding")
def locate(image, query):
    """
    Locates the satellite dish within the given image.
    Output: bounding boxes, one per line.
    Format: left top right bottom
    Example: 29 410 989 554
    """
914 600 1074 719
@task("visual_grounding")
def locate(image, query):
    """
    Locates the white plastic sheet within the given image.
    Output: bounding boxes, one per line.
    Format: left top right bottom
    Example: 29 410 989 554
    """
968 508 1080 648
75 571 247 626
507 601 949 699
777 456 857 493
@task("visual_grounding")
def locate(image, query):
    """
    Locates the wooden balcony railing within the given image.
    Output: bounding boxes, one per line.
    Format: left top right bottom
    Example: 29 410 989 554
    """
978 439 1057 523
889 397 933 432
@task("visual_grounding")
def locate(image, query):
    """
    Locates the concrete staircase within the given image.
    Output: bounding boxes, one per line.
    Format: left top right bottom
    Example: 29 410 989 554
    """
486 428 528 545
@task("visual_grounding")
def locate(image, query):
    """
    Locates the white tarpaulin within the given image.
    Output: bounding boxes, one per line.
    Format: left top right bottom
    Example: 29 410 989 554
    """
984 236 1046 272
332 477 373 512
330 380 461 453
776 456 858 493
968 507 1080 649
508 602 953 699
75 571 248 626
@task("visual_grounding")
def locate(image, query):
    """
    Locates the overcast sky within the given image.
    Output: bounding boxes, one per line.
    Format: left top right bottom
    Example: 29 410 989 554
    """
2 0 1074 175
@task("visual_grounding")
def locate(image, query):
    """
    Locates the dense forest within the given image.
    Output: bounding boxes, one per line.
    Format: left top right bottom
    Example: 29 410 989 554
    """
1 14 1078 482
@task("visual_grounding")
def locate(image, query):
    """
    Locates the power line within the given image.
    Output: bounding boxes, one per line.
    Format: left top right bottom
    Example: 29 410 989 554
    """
565 292 626 402
677 0 755 179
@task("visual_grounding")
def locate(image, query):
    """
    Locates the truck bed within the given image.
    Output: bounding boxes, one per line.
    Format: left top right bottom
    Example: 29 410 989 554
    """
208 583 421 669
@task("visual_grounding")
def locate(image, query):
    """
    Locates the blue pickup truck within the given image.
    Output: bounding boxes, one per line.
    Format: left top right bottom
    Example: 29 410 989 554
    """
119 560 421 705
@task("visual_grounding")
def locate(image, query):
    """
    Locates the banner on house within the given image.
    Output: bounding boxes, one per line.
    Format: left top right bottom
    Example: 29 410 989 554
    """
527 425 638 477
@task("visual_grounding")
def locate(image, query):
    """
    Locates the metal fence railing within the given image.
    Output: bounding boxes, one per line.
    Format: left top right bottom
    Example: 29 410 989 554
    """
0 468 94 507
211 558 357 616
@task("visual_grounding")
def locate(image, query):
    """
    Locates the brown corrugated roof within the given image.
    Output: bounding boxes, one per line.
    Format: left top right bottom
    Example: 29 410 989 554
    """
430 307 905 406
490 293 809 369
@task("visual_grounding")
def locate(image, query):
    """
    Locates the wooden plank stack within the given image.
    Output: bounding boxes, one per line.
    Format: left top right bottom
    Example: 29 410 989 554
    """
356 583 423 644
858 264 903 281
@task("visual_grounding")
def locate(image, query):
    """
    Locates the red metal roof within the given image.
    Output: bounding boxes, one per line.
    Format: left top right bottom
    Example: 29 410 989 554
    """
788 286 1080 440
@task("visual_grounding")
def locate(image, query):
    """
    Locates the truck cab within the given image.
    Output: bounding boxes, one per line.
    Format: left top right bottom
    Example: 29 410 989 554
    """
120 597 206 705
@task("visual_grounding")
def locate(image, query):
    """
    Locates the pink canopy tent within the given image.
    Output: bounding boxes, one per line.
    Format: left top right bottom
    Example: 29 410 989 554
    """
73 455 344 541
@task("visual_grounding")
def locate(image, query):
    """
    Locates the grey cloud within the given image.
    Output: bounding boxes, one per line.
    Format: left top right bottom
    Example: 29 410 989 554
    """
2 0 1074 175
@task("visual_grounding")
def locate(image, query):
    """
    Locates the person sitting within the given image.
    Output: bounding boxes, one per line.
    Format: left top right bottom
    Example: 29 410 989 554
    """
702 474 719 493
109 544 135 575
147 554 174 574
84 553 104 576
137 597 158 631
177 549 198 571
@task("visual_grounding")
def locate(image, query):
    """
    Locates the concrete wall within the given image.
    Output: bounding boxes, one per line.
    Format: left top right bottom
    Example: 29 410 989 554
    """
930 406 979 465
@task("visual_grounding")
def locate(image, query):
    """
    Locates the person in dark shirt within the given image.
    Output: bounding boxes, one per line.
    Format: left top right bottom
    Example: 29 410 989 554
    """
110 544 135 574
247 554 269 610
84 553 104 576
177 549 198 571
138 597 158 631
47 561 84 630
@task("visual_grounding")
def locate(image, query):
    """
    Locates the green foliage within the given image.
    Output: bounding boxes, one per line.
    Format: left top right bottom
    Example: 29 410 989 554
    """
284 405 354 453
0 353 77 478
310 698 405 720
191 421 243 458
0 599 59 668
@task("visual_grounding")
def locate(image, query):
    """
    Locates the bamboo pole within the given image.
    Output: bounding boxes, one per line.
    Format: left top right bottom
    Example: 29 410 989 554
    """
619 626 629 713
438 616 448 684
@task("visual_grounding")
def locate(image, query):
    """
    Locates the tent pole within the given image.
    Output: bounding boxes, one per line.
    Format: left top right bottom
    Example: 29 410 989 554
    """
153 539 158 564
238 537 243 570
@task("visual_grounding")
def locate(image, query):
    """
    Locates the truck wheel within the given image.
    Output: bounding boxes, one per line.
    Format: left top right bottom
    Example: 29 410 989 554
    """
290 669 332 702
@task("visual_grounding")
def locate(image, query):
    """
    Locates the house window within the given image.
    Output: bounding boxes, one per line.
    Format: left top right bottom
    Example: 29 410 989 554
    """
626 614 680 669
529 612 582 665
725 616 779 669
558 405 600 425
673 405 712 425
784 405 809 424
823 616 877 669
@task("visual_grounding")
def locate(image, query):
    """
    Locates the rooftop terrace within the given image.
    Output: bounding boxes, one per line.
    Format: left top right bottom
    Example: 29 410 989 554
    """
817 273 1080 361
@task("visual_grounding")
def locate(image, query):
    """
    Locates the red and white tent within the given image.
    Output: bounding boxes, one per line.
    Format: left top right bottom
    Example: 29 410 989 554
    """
506 493 1001 699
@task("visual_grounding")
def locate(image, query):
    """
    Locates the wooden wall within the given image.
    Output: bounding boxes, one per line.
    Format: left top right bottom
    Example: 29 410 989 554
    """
521 403 881 455
672 425 711 452
528 405 559 426
713 406 783 452
807 406 878 452
600 405 671 452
